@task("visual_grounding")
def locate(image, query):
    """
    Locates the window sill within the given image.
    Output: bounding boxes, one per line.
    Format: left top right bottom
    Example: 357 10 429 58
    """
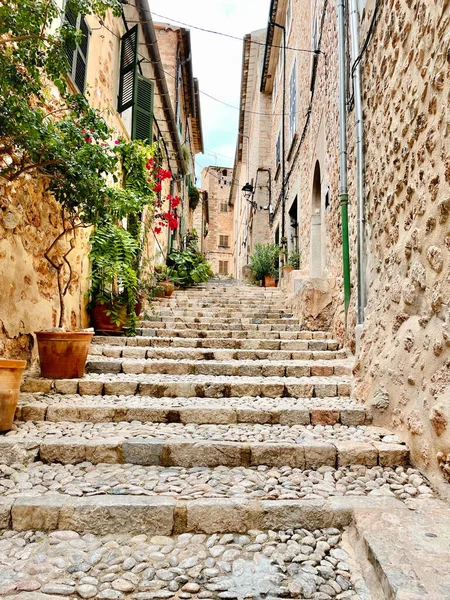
287 133 298 162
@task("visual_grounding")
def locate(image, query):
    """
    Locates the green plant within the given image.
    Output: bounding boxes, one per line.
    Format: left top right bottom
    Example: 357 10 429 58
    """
287 249 301 269
87 224 139 331
167 248 213 288
250 243 279 281
188 185 201 211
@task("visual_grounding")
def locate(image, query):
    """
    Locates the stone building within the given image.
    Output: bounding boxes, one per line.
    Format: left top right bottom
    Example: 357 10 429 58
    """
232 0 450 490
200 167 235 277
0 2 202 361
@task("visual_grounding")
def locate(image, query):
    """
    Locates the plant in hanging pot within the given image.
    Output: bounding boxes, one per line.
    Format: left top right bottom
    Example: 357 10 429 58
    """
249 243 279 287
0 359 27 433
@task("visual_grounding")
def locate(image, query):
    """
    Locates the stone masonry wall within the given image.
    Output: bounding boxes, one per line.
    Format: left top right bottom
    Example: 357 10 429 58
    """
201 167 234 276
353 0 450 493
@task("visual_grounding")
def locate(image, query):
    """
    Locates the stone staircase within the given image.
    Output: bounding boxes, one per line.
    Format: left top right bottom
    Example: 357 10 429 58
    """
0 282 448 599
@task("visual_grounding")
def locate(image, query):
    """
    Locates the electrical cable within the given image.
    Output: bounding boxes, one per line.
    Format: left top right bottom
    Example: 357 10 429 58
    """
125 7 325 56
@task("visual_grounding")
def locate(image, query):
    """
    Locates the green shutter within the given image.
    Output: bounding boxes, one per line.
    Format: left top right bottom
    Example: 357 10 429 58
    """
64 10 89 93
118 25 139 113
132 75 154 142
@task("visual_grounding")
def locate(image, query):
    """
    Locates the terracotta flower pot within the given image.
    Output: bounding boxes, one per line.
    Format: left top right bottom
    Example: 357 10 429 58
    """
153 287 165 298
161 281 175 297
264 275 277 287
35 331 93 379
0 359 26 433
282 266 295 276
92 301 127 332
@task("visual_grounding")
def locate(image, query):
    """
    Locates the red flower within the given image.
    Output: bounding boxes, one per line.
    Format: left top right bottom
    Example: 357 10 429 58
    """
170 196 181 209
154 226 162 234
157 168 172 181
153 182 162 193
85 136 93 143
146 158 154 170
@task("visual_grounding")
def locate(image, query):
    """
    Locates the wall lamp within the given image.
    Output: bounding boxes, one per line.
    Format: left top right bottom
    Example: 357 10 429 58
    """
242 182 257 209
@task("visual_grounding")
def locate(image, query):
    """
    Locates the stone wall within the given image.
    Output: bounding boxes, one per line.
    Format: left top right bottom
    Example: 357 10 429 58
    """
353 0 450 493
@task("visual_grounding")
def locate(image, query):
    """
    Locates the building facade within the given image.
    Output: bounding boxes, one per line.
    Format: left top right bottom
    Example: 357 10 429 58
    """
200 167 235 277
0 2 202 361
232 0 450 489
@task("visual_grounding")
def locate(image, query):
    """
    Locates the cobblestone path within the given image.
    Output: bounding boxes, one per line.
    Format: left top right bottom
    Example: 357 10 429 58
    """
1 283 449 599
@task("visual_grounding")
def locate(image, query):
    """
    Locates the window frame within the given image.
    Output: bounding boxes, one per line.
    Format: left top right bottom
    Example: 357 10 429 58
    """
289 59 297 144
64 10 90 94
219 235 230 248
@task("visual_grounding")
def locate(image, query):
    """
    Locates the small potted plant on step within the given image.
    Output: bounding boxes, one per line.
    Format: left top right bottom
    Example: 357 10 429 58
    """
250 243 279 287
282 249 301 276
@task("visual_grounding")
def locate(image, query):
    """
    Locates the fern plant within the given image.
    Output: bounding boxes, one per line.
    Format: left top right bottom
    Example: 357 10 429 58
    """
88 224 139 331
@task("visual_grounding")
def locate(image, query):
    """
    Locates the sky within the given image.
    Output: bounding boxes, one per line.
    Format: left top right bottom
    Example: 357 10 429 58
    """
148 0 270 182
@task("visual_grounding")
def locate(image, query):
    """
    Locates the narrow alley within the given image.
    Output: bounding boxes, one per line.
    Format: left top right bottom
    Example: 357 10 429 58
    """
1 0 450 598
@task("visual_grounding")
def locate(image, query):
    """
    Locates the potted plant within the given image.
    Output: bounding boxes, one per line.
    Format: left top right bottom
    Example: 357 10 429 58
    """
155 265 177 297
250 243 279 287
88 223 139 333
283 249 301 276
0 359 27 433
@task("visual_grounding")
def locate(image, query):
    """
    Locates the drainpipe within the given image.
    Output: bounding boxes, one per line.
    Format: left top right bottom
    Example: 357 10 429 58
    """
349 0 366 325
270 20 287 267
337 0 351 320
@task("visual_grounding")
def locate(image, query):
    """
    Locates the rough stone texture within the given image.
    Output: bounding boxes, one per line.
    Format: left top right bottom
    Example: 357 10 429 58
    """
290 278 340 332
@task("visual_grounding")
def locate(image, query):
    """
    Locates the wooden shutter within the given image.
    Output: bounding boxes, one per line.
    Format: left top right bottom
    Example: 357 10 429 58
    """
64 11 89 93
118 25 139 113
132 75 154 142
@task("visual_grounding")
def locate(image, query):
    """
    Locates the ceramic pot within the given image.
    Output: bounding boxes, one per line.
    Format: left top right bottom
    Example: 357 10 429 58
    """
161 281 175 297
35 331 93 379
264 275 277 287
0 359 26 433
282 266 295 276
92 301 127 332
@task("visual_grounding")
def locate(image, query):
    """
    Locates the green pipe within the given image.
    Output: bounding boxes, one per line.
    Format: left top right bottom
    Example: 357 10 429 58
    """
340 193 351 318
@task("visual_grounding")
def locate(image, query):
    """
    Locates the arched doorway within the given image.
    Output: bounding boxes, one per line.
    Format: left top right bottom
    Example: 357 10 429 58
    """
310 161 322 277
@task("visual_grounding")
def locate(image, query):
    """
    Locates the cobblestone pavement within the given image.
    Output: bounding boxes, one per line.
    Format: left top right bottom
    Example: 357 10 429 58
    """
0 527 362 599
2 283 446 598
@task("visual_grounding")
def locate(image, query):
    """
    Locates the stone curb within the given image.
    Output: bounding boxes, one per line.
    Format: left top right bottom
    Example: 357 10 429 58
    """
84 358 352 378
0 437 409 468
17 400 369 426
0 494 413 535
21 376 352 398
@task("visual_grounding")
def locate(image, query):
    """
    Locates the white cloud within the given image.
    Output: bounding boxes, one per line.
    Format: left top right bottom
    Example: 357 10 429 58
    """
148 0 270 179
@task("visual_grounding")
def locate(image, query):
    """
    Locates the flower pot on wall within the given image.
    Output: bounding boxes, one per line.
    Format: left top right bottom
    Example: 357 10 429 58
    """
92 301 127 332
0 359 27 433
282 266 295 276
35 331 93 379
264 275 277 287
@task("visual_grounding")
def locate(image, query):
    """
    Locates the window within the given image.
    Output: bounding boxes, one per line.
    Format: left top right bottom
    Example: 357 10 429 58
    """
289 60 297 143
64 9 90 93
219 235 229 248
276 132 281 167
220 203 228 213
118 26 154 142
219 261 229 275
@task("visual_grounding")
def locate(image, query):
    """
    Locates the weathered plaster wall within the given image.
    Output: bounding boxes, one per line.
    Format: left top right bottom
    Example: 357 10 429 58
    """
354 0 450 492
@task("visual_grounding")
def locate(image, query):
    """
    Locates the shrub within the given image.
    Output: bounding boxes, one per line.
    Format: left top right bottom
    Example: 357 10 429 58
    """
250 243 279 281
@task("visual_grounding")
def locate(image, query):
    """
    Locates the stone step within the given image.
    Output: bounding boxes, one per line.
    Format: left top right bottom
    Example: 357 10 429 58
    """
156 309 295 318
139 329 336 341
0 461 431 504
139 323 306 332
93 336 341 352
139 317 300 326
352 504 450 599
84 358 352 378
17 394 368 425
21 373 352 398
90 345 348 362
0 421 409 468
0 504 421 600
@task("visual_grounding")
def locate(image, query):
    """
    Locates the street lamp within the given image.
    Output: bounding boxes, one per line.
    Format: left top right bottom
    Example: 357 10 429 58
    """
242 182 257 209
